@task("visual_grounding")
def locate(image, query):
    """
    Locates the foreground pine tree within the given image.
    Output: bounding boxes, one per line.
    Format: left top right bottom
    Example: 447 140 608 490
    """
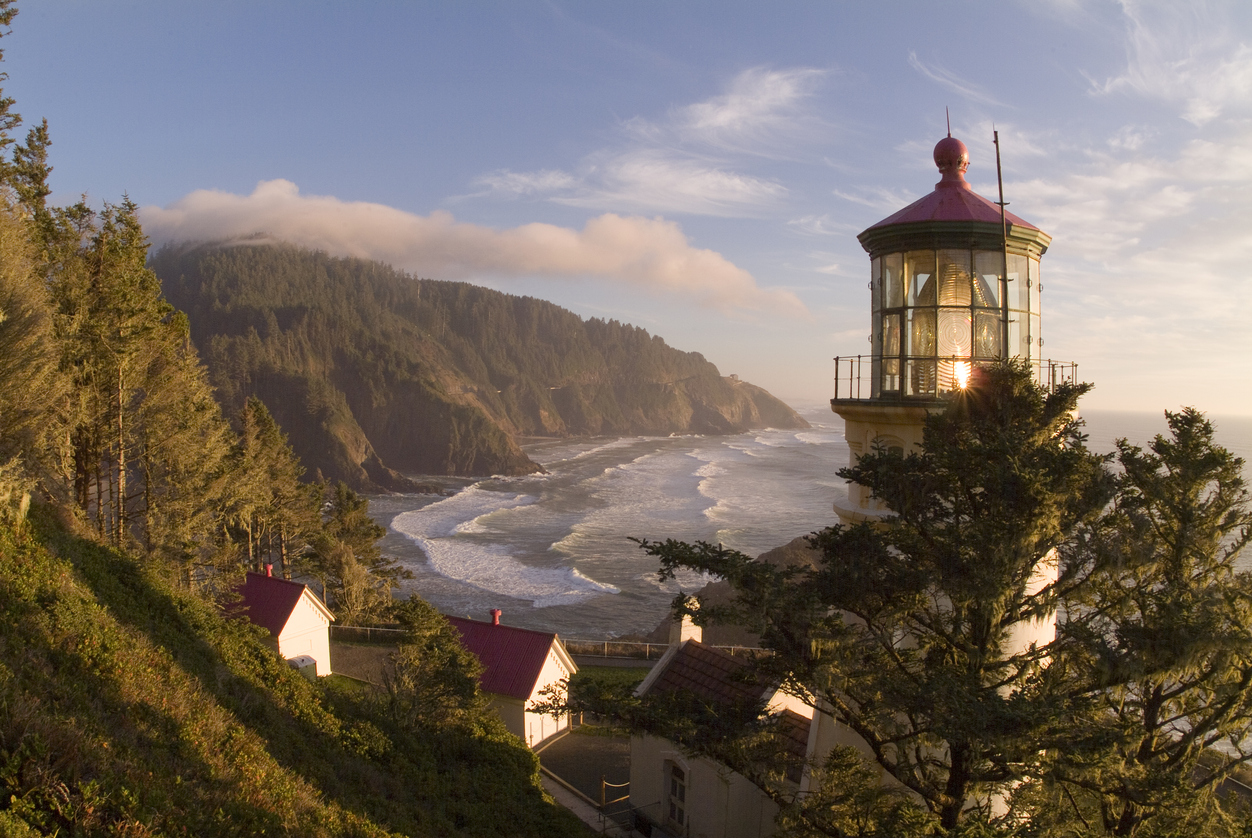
637 361 1115 834
1043 408 1252 837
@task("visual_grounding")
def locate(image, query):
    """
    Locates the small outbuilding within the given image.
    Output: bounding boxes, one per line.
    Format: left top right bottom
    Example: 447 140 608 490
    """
447 610 577 748
233 569 335 677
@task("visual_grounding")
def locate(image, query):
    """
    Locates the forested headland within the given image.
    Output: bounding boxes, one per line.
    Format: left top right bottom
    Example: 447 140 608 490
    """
152 240 808 491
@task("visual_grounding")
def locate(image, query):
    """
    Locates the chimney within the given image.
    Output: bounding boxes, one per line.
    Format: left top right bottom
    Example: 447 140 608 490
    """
490 608 502 626
668 597 702 646
265 563 273 578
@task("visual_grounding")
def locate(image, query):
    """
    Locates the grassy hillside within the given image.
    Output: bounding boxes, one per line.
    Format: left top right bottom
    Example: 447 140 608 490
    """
0 507 587 837
152 242 807 490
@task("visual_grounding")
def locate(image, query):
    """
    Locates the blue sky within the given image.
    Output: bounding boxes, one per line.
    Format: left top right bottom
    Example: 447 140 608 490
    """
10 1 1252 414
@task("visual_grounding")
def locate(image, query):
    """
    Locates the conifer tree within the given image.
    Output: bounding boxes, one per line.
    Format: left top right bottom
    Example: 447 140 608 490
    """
129 309 236 579
1043 409 1252 836
313 482 408 624
0 200 59 520
228 396 320 575
636 362 1115 834
50 200 170 543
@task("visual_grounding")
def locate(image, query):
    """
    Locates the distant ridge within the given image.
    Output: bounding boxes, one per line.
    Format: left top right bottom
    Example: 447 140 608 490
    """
153 242 808 490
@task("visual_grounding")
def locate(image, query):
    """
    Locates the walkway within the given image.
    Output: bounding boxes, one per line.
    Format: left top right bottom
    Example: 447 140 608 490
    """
538 725 635 835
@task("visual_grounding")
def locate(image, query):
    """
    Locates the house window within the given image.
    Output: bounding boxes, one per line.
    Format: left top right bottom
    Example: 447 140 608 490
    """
666 762 686 831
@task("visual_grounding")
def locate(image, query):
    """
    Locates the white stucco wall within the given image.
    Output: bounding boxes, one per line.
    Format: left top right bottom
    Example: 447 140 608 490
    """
277 590 332 676
630 734 779 838
524 647 573 747
489 696 526 741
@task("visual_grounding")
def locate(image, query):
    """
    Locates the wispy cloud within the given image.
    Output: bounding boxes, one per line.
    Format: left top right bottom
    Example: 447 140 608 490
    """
787 214 858 237
1094 0 1252 126
672 67 827 154
548 150 787 216
833 186 920 213
907 52 1005 107
472 67 825 217
473 169 579 196
141 179 809 319
1002 123 1252 409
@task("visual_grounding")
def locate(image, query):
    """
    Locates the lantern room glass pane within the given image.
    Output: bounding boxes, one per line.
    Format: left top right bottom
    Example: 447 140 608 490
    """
1030 257 1041 327
907 359 936 397
871 257 881 313
883 253 903 308
881 313 901 393
1009 253 1030 312
937 249 972 306
908 308 935 357
906 250 935 305
937 308 971 359
1008 313 1028 360
974 311 1001 359
973 251 1002 307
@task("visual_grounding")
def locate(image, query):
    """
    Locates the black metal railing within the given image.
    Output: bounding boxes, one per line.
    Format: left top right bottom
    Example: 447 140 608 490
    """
832 356 1079 403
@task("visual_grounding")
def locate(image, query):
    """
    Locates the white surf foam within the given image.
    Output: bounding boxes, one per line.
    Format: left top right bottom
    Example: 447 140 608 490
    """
391 485 619 607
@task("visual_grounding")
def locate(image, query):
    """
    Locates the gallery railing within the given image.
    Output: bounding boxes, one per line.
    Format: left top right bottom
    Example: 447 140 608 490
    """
832 355 1079 402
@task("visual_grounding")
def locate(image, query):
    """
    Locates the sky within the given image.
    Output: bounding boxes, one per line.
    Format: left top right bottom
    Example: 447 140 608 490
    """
8 1 1252 415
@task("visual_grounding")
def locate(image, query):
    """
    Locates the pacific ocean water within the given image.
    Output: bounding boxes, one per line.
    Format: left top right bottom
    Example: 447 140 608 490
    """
368 405 1252 641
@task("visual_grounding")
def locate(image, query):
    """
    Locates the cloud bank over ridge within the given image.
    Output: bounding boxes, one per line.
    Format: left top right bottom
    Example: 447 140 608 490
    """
141 179 808 319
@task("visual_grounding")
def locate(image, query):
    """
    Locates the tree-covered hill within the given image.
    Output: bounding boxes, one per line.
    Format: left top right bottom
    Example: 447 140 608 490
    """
152 242 807 491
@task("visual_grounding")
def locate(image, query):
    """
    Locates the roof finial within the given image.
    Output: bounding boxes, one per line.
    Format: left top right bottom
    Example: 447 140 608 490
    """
946 107 951 138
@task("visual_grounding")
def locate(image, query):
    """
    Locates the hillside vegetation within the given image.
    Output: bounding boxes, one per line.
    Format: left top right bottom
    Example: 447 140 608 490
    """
0 507 587 837
152 242 807 490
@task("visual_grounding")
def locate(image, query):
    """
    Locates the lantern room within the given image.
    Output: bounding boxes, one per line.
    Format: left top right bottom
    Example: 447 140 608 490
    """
856 135 1051 398
832 134 1075 524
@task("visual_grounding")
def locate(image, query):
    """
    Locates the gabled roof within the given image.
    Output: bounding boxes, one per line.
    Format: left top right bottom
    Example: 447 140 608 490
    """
446 616 575 701
233 572 333 637
639 641 812 783
637 640 772 706
778 709 812 783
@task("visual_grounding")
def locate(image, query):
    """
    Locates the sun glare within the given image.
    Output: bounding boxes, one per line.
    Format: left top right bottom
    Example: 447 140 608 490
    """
954 361 971 390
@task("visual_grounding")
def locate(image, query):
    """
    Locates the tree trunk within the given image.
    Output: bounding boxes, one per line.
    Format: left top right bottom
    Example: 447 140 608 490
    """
115 364 126 547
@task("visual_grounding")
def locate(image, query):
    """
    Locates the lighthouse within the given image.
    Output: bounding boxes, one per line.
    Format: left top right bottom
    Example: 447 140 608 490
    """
831 134 1075 525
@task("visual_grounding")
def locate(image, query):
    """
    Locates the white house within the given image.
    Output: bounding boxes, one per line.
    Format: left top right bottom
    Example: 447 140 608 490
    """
447 610 577 748
233 568 335 677
629 619 850 838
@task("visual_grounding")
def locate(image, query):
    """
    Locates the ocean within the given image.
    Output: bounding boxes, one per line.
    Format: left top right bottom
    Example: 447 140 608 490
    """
370 405 1252 641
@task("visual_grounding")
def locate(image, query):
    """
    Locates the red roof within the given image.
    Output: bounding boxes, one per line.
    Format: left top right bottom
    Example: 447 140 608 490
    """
865 181 1039 231
446 616 571 701
640 640 771 706
233 572 326 636
863 136 1041 233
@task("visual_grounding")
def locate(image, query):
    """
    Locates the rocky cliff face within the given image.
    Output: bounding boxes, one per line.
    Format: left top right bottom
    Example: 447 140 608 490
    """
154 242 808 491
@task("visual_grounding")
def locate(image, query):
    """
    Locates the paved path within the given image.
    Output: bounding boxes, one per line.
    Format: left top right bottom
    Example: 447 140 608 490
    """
538 727 634 834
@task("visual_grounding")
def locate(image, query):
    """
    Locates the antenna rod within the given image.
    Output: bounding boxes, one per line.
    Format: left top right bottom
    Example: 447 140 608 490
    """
994 129 1010 360
946 107 951 137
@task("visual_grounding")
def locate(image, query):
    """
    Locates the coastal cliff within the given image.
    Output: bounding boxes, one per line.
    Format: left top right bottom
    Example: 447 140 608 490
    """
153 242 807 490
